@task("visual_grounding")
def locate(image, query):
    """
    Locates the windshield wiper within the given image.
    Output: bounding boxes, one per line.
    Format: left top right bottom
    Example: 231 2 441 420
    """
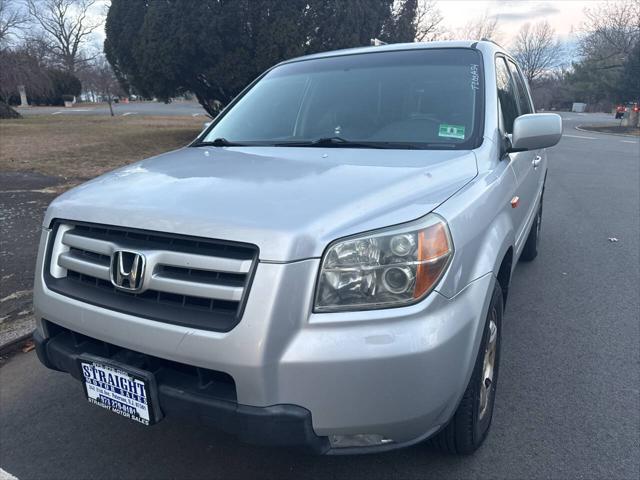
196 136 429 149
194 137 249 147
274 137 418 149
312 136 367 147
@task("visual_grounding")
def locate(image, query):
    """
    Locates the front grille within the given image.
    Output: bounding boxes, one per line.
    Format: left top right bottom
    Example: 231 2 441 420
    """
44 220 258 332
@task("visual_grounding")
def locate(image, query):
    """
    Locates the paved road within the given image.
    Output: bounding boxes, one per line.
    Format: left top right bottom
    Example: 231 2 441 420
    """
15 100 208 117
0 173 64 346
1 113 638 480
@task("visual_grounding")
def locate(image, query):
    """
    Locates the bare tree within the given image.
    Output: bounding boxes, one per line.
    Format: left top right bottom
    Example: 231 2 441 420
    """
25 0 101 73
20 31 55 64
0 46 52 102
457 10 501 42
579 0 640 69
415 0 444 42
513 21 563 83
528 66 572 111
80 56 122 116
0 0 27 45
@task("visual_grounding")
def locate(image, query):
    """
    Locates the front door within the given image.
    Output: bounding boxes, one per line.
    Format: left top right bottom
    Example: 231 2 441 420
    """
495 56 541 253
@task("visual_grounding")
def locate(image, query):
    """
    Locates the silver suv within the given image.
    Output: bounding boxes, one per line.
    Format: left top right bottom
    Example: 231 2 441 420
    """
33 41 561 454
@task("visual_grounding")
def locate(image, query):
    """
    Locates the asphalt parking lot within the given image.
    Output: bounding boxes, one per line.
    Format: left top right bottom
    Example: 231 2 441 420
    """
0 112 638 480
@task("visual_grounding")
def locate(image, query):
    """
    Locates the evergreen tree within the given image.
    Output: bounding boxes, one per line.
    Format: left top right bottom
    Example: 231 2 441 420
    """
618 41 640 102
383 0 419 44
104 0 415 116
104 0 147 95
307 0 394 51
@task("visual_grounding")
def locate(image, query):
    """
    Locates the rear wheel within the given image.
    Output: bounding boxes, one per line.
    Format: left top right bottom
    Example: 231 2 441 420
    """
430 281 503 454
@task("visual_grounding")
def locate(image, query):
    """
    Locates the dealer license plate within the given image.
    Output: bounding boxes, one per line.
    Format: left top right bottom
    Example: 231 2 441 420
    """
78 355 159 426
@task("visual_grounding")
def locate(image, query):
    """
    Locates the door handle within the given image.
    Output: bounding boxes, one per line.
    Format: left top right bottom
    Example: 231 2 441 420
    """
532 155 542 168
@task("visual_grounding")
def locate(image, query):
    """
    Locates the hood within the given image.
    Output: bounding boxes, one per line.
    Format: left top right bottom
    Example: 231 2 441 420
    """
45 146 477 261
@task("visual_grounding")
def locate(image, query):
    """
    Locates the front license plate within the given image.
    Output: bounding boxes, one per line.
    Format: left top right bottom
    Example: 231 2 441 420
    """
78 355 159 426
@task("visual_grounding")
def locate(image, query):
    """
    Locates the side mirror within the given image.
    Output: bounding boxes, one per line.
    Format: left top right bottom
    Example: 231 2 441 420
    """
510 113 562 151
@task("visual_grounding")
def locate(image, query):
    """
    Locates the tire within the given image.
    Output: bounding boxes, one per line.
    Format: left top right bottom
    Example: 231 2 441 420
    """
520 200 542 262
430 281 503 455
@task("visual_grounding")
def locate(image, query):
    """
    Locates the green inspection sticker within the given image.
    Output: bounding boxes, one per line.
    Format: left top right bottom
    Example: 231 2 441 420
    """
438 124 466 140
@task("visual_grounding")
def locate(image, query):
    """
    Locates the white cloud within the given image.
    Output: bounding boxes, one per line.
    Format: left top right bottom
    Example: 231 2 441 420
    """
438 0 586 43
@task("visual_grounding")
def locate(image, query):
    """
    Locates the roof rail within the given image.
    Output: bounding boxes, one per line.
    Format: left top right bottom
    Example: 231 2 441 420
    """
370 38 387 46
480 37 504 49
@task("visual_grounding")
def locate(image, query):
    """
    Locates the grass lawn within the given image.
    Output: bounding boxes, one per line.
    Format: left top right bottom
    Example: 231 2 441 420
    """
0 115 204 181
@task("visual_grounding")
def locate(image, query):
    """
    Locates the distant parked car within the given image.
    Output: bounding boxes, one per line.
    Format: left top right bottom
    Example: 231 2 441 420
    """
616 102 639 119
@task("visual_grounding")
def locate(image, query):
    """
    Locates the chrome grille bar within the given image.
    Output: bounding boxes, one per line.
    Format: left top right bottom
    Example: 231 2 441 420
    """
57 251 111 281
148 275 243 302
62 231 113 256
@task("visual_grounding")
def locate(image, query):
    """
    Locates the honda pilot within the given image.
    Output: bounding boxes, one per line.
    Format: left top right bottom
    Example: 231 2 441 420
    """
33 40 562 454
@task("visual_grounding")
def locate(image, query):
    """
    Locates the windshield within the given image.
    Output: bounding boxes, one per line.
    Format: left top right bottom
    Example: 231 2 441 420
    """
200 48 484 150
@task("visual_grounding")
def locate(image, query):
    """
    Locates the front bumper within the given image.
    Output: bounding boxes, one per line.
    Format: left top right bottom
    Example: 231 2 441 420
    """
34 228 495 452
34 327 329 453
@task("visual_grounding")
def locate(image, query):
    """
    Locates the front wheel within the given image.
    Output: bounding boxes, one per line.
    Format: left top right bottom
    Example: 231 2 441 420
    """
430 281 503 454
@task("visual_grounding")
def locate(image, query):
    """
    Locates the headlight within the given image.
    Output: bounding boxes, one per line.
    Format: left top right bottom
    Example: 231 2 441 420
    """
314 214 453 312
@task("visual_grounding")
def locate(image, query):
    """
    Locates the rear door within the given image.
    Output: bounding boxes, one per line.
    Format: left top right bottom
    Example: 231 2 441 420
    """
495 56 538 253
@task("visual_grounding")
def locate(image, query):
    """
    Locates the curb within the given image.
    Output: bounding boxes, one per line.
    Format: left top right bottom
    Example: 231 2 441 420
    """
0 331 34 355
575 125 640 138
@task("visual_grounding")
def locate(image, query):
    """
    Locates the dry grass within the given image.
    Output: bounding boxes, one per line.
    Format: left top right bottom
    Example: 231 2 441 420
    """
0 115 204 180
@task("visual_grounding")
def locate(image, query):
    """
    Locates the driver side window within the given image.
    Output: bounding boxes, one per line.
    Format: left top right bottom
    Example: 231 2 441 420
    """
495 57 519 134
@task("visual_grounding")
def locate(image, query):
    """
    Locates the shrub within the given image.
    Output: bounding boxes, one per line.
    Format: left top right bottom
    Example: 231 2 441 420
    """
0 101 21 118
30 69 82 106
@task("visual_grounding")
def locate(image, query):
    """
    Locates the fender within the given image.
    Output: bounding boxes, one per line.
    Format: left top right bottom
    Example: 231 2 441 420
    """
435 146 517 299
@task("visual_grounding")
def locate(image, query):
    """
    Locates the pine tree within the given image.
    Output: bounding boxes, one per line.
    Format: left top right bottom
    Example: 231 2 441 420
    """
618 41 640 102
384 0 418 44
104 0 414 116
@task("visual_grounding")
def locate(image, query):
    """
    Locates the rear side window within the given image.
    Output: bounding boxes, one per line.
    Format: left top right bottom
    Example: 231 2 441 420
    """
507 60 533 115
495 57 519 134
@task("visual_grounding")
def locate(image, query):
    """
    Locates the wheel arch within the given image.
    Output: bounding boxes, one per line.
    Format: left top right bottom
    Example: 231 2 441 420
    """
496 247 513 307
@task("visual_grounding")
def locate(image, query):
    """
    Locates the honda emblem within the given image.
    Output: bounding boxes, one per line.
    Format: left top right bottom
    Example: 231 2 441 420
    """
110 250 146 292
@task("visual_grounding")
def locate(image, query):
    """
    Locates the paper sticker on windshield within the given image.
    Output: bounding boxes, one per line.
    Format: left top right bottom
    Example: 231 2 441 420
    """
439 124 466 140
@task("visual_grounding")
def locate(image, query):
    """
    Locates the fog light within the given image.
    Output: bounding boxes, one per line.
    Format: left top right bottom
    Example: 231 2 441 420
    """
329 434 395 448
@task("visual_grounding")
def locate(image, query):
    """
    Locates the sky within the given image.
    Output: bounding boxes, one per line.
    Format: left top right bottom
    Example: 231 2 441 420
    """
439 0 590 47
